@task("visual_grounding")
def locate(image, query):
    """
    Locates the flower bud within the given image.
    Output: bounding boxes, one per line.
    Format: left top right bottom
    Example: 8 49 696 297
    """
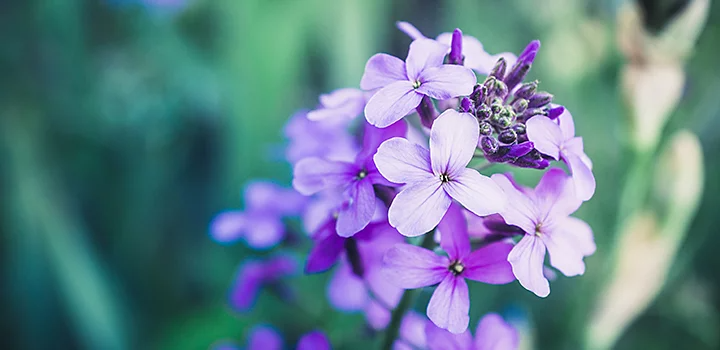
480 136 499 154
511 98 529 114
476 105 492 120
479 121 494 136
493 80 509 99
489 57 507 80
528 92 553 108
460 97 473 113
470 84 485 105
498 129 517 144
514 81 538 100
548 106 565 120
448 28 464 65
512 123 526 135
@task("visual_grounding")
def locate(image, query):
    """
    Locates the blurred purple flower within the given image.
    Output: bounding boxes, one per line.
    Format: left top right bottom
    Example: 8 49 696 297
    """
393 311 429 350
297 331 332 350
210 181 306 249
383 203 515 333
360 39 476 127
374 110 505 236
492 169 596 297
307 88 368 123
425 313 519 350
229 255 297 312
246 325 284 350
284 111 358 165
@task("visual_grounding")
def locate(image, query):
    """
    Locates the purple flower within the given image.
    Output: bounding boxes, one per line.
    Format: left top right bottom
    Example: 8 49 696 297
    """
284 111 358 165
526 109 596 201
492 169 596 297
210 181 306 249
383 203 515 333
394 311 429 350
374 109 506 236
293 120 407 237
360 39 476 127
246 326 283 350
229 255 297 311
297 331 332 350
425 313 519 350
307 88 367 123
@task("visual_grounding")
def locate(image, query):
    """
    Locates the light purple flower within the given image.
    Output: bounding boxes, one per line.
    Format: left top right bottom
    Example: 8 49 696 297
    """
393 311 429 350
246 325 283 350
293 121 407 237
383 203 515 333
425 313 519 350
284 111 358 164
492 169 596 297
374 109 506 236
526 109 596 201
210 181 306 249
229 255 297 311
360 39 476 127
307 88 367 123
396 21 517 75
297 331 332 350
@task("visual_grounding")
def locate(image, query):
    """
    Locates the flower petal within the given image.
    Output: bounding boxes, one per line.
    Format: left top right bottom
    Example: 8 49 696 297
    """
561 216 597 256
374 137 433 184
400 311 429 348
397 21 428 40
364 81 423 128
557 107 576 140
416 65 476 100
508 235 550 297
526 116 563 160
357 119 408 164
437 202 471 260
292 158 357 195
427 275 470 334
491 174 537 233
305 221 344 273
210 211 247 243
243 216 285 249
297 331 331 350
361 53 407 90
336 179 376 237
541 229 587 277
463 242 515 284
474 313 520 350
308 88 366 122
328 262 368 311
389 178 451 237
382 243 449 288
533 168 581 221
430 110 479 176
247 326 283 350
405 38 450 81
229 261 264 311
425 322 473 350
564 151 596 201
444 168 507 218
365 299 392 330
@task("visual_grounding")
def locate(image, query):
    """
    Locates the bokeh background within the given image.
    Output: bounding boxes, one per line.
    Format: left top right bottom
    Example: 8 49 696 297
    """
1 0 719 349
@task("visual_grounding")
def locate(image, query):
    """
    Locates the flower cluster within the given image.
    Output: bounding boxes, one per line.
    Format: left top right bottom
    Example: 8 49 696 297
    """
210 21 597 349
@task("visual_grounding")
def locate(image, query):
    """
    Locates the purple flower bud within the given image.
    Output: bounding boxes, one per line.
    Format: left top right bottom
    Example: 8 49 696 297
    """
417 95 439 128
514 81 538 100
507 141 534 157
479 121 494 136
489 57 507 80
476 105 492 120
448 28 464 65
528 92 553 108
511 123 526 135
547 105 565 120
517 40 541 66
504 41 540 91
481 136 499 154
498 129 517 144
520 108 547 122
460 97 473 113
511 98 529 114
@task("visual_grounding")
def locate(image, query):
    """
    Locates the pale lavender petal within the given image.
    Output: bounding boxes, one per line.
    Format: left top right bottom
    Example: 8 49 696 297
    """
541 229 587 277
400 311 428 348
508 235 550 297
297 331 331 350
247 326 283 350
244 181 280 210
437 202 471 260
425 322 473 350
474 313 520 350
336 179 376 237
388 178 451 237
302 193 343 234
463 242 515 284
210 211 246 243
397 21 427 40
491 174 537 233
416 65 476 100
533 168 581 222
444 168 507 217
308 88 366 122
243 217 285 249
364 81 423 128
382 243 449 288
430 110 479 177
328 263 368 311
563 150 596 201
357 120 408 164
292 158 357 195
557 107 576 140
374 138 433 184
560 216 596 256
365 299 391 330
427 275 470 334
366 263 404 308
526 116 563 160
361 53 408 90
305 221 344 273
405 38 449 81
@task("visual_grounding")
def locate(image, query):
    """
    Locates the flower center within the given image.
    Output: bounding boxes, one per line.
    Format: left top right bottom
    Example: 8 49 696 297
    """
412 80 421 89
439 173 450 183
356 169 368 180
449 261 464 275
534 222 543 236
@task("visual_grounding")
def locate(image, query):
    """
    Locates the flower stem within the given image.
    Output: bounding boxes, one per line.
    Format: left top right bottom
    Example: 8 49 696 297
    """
380 233 436 350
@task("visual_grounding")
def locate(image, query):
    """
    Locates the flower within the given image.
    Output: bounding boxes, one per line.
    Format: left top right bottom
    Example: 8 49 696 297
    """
360 39 476 127
393 311 429 350
374 109 505 236
526 108 596 201
229 255 297 311
492 169 596 297
210 181 306 249
383 203 515 333
226 326 331 350
425 313 519 350
284 110 358 165
297 331 332 350
293 120 407 237
307 88 367 123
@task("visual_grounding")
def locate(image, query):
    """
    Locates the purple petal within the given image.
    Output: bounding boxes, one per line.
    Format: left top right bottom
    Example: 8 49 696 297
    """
526 116 563 159
491 174 537 233
210 211 247 243
425 322 473 350
364 81 423 128
400 311 429 348
388 178 451 237
474 313 520 350
336 179 376 237
303 194 343 234
361 53 407 90
430 110 479 177
305 221 345 273
563 148 596 201
243 216 285 249
542 217 595 277
292 158 357 195
396 21 428 40
382 243 449 288
247 326 283 350
297 331 331 350
417 65 476 100
328 263 368 311
265 255 298 279
229 261 264 311
557 107 576 139
308 88 366 122
462 242 515 284
444 168 507 217
508 235 550 297
533 168 581 220
437 202 471 260
366 262 404 308
374 138 434 184
427 275 470 334
365 299 391 330
561 216 596 256
357 120 408 164
405 38 449 81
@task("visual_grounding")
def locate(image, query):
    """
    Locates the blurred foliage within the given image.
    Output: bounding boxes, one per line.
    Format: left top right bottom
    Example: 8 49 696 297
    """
1 0 719 349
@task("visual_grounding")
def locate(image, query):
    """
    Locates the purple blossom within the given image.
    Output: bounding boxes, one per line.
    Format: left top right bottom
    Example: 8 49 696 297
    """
229 255 297 311
210 181 306 249
374 109 506 236
425 313 519 350
383 203 515 333
360 39 476 127
297 331 332 350
293 120 407 237
284 111 358 165
526 109 596 201
307 88 368 123
492 169 596 297
246 326 283 350
394 311 429 350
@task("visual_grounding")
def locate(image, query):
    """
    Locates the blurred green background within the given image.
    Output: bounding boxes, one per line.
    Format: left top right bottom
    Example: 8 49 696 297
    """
1 0 719 349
